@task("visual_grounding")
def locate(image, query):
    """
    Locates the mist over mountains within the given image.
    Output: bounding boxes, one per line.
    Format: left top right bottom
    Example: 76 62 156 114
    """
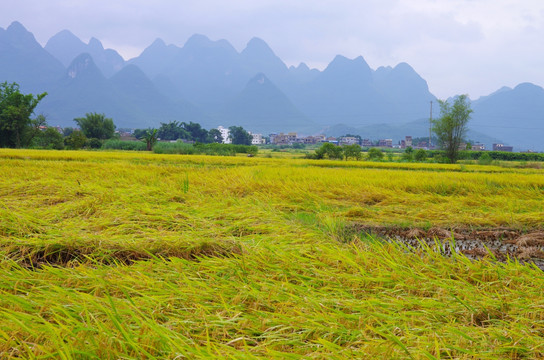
1 21 543 150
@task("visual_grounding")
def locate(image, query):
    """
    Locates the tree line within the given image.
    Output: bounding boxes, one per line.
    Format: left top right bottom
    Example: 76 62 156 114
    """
0 81 255 151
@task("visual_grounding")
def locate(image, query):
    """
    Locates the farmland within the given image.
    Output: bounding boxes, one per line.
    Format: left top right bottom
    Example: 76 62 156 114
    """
1 149 544 358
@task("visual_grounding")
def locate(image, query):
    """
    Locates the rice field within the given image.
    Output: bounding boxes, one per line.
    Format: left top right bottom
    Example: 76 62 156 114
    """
1 148 544 359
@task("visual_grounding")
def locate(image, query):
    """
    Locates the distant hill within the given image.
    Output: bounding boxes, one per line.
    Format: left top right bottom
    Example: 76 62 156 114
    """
45 30 125 78
0 21 65 94
38 54 209 128
220 73 314 134
471 83 544 151
1 20 543 149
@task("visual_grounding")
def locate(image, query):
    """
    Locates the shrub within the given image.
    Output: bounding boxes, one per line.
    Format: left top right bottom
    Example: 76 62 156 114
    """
478 152 492 165
414 149 427 162
367 148 384 161
102 139 147 151
64 131 87 150
87 138 103 149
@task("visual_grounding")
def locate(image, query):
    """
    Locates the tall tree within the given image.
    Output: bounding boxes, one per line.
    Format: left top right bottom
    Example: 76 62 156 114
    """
142 129 158 151
433 95 473 163
0 82 47 148
228 126 253 145
157 121 190 141
182 121 208 143
74 112 116 140
207 128 223 143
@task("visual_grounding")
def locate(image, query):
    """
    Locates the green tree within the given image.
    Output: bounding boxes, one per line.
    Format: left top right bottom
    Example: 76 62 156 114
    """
74 112 116 140
183 121 208 142
207 128 223 143
157 121 190 141
142 129 158 151
478 152 492 165
367 147 384 161
402 146 414 161
315 142 343 160
64 130 87 150
343 144 362 160
433 95 473 163
33 127 64 150
229 126 253 145
133 128 148 140
0 82 47 148
414 148 427 162
63 127 75 137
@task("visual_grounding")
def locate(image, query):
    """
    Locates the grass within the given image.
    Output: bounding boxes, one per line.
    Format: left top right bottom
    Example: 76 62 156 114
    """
1 149 544 358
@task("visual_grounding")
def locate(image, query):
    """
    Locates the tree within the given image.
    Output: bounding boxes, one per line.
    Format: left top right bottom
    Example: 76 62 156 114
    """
142 129 158 151
183 121 208 143
64 130 87 150
343 144 362 160
433 95 473 163
367 148 384 161
157 121 190 141
228 126 252 145
314 142 343 160
402 146 414 161
0 82 47 148
414 148 427 162
132 128 148 140
33 127 64 150
207 128 223 143
74 112 116 140
63 127 75 137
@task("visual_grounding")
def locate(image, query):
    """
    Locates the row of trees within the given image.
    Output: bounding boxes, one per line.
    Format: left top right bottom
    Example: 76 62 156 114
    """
0 81 118 150
133 122 253 148
0 81 256 151
1 80 474 163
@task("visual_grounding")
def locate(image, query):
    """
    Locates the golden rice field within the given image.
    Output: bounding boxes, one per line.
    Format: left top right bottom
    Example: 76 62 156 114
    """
1 148 544 359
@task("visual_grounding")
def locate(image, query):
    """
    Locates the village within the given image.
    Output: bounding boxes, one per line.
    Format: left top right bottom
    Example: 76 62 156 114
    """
215 126 514 152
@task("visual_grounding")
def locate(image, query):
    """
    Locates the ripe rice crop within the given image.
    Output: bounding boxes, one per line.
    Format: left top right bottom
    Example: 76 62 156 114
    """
1 149 544 358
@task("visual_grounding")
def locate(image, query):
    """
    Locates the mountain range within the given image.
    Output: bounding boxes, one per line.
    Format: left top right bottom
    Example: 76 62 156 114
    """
1 21 543 151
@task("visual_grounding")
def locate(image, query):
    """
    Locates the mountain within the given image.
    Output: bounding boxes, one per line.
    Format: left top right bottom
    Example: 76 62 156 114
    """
37 53 124 125
287 56 437 129
37 55 209 128
128 33 440 132
130 34 249 109
240 37 290 85
471 83 544 151
220 73 314 134
2 20 543 149
289 55 385 126
0 21 65 94
45 30 125 77
109 65 211 128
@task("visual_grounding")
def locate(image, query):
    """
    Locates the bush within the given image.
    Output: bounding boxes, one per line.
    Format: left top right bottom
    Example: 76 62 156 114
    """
102 139 147 151
414 149 427 162
64 131 87 150
32 128 64 150
478 152 492 165
87 138 103 149
153 142 258 156
367 148 384 161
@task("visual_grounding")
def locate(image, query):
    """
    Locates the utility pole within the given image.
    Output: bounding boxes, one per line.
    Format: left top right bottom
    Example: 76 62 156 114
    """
429 101 433 149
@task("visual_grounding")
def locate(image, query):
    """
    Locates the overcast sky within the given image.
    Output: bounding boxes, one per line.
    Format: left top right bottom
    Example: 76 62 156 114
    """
1 0 543 99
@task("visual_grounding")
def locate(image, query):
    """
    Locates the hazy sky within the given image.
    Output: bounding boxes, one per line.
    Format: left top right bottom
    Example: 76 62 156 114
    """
1 0 543 99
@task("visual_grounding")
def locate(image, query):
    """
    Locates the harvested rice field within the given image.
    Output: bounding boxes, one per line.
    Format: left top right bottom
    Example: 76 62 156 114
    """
1 148 544 359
